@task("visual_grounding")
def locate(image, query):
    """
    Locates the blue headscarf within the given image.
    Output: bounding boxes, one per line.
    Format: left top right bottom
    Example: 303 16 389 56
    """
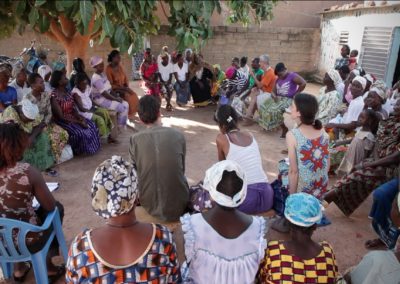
52 61 66 72
284 193 323 227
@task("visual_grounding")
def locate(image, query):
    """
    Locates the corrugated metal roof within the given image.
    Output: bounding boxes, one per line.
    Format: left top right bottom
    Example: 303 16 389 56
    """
320 1 400 14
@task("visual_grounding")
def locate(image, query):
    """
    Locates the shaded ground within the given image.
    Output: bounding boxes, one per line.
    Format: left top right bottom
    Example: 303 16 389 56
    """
1 82 376 283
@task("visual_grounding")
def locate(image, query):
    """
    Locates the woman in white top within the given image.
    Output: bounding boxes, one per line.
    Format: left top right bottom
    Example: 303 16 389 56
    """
216 104 273 213
180 160 266 284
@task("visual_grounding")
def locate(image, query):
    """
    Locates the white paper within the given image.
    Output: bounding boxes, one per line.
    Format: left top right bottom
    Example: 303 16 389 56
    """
32 182 59 209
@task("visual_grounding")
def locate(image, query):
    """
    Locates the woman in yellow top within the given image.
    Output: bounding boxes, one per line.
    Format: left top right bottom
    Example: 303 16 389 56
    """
105 50 139 120
257 193 338 284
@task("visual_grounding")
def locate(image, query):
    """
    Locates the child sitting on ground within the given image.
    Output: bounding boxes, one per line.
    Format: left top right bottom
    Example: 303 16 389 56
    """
335 108 379 175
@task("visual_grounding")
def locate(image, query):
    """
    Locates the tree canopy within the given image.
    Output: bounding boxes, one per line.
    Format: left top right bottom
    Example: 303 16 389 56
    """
1 0 277 72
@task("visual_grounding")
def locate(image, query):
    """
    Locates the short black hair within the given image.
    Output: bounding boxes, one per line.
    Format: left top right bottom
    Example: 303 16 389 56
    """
74 72 89 87
107 50 120 63
350 49 358 57
27 72 42 86
275 62 286 75
50 70 64 88
138 95 161 124
216 170 243 198
240 56 247 65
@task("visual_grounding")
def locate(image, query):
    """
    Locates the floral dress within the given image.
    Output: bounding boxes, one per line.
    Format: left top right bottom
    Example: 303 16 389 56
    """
292 128 330 199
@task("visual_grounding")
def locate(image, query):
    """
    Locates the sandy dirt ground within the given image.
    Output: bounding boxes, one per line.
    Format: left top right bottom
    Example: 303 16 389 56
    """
2 82 377 283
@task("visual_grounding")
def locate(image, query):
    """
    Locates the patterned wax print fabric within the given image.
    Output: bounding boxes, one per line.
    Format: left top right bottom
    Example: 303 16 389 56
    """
257 240 338 284
258 97 292 131
65 224 181 283
291 128 330 200
317 87 342 125
331 114 400 216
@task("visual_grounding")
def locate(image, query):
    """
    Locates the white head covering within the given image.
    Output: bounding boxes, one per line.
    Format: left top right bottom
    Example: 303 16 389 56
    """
19 99 39 120
352 76 367 90
38 65 52 80
364 73 375 84
351 69 360 76
90 56 103 68
203 160 247 208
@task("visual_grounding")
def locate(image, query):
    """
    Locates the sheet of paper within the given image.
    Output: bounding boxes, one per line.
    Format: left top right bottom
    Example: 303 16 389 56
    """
32 182 59 209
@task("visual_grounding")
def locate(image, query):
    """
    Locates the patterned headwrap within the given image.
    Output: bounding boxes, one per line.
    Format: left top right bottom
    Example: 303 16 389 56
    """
203 160 247 208
0 64 11 76
284 193 323 227
91 156 139 219
52 61 66 71
369 80 387 101
352 76 367 90
327 69 343 92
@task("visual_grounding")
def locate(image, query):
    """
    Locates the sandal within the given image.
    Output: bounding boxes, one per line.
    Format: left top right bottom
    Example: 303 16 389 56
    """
108 136 119 144
365 238 385 249
166 104 173 112
48 265 66 284
45 169 59 177
13 262 32 282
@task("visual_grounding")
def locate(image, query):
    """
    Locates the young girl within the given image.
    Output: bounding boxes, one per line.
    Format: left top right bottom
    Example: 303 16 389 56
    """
286 93 330 199
336 109 379 175
72 73 116 143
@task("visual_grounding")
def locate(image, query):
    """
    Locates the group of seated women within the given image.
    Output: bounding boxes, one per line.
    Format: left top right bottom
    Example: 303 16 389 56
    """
0 49 139 174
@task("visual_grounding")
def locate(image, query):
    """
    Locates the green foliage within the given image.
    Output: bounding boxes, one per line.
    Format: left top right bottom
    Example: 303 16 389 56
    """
1 0 277 54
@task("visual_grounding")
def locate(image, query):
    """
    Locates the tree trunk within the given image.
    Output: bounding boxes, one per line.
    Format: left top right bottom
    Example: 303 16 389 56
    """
63 34 90 75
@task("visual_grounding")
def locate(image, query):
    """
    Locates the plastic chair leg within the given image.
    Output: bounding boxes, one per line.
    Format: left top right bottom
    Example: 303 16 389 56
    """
0 261 12 279
31 252 49 284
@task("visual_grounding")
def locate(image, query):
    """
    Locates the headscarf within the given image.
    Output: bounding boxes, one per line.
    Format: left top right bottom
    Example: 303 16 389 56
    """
0 64 11 76
12 64 25 78
213 64 221 70
327 69 343 91
91 156 138 219
284 193 323 227
52 61 66 72
370 80 387 101
225 67 236 80
185 48 193 57
351 69 360 76
364 73 375 84
89 56 103 68
19 99 39 120
188 53 203 80
352 75 367 90
38 65 52 80
160 50 169 58
202 160 247 208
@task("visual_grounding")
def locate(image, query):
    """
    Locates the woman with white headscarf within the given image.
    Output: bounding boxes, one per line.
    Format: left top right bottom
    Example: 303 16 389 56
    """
0 99 55 171
317 69 344 125
180 160 267 283
37 65 52 92
364 80 389 120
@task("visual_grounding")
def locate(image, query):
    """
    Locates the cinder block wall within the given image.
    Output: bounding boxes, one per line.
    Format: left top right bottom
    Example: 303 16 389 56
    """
150 26 320 74
0 25 320 79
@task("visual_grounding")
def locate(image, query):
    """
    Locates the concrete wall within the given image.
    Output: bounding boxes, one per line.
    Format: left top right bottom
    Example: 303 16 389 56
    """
318 5 400 79
150 25 320 74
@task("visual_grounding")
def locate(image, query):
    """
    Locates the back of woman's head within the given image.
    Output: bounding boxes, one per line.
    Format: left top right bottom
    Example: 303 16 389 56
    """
294 93 322 130
0 123 28 169
217 105 238 132
72 58 84 73
50 70 64 88
216 170 243 198
107 50 120 63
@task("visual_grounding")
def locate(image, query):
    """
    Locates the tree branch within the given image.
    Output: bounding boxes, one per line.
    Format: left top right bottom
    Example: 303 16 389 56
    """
90 29 102 39
59 14 76 38
49 18 68 45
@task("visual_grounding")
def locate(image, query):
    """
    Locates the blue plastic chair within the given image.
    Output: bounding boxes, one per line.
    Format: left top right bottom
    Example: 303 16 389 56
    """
0 208 68 283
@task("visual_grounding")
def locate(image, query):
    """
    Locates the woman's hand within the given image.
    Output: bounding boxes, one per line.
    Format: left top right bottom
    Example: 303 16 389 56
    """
78 118 88 129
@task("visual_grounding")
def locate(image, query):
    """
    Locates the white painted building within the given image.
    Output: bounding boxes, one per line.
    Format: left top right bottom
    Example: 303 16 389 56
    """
318 1 400 87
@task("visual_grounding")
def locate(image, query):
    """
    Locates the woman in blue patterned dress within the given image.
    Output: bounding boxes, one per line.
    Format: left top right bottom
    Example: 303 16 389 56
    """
286 93 330 199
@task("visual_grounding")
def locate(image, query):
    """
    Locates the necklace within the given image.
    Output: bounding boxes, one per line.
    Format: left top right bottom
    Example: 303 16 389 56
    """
106 221 139 228
228 129 240 133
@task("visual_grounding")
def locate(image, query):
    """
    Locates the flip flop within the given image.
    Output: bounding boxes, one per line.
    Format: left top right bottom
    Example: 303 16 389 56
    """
45 169 59 177
13 262 32 282
48 265 66 284
365 238 385 249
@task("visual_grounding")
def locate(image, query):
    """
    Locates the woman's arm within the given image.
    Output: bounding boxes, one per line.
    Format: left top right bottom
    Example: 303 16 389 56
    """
29 165 56 212
101 90 122 102
286 132 298 194
216 133 228 161
326 121 358 131
293 74 307 95
359 151 400 169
